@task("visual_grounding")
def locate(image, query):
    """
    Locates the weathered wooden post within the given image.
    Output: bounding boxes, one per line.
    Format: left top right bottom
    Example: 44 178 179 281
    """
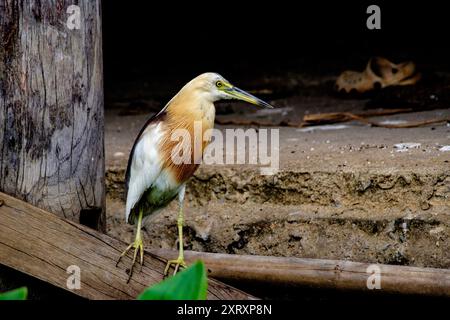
0 0 105 231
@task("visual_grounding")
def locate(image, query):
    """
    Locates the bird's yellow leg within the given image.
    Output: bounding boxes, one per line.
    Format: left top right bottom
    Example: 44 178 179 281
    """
116 208 144 283
164 198 187 276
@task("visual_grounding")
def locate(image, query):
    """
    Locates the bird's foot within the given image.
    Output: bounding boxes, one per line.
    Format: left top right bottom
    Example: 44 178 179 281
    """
164 257 187 277
116 234 144 283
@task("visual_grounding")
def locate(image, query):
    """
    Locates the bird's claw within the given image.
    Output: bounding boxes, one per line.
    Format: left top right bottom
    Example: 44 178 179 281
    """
116 235 144 283
164 258 187 277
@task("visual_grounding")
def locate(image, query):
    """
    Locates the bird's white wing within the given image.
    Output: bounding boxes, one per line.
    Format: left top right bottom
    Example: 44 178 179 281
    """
125 122 164 222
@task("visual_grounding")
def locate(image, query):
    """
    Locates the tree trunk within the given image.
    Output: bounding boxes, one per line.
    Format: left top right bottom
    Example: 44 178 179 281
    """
0 0 105 231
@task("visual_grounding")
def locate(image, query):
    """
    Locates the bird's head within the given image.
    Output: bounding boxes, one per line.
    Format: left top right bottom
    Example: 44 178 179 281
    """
185 72 273 108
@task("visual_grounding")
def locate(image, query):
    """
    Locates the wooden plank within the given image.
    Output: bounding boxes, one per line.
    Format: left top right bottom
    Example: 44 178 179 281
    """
154 249 450 297
0 0 105 231
0 192 255 300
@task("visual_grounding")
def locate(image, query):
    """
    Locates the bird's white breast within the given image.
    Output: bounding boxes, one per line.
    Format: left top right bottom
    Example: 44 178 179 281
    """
125 123 180 222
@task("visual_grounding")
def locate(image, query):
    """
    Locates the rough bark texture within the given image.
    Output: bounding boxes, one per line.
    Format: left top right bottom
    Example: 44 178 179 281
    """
0 0 105 231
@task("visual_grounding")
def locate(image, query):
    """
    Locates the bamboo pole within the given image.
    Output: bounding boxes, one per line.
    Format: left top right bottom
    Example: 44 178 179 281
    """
153 249 450 297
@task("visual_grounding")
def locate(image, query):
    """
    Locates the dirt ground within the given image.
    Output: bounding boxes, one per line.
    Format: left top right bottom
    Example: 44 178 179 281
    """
105 92 450 270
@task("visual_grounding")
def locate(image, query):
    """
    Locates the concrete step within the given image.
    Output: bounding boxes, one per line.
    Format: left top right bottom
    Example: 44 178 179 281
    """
107 196 449 269
106 165 450 269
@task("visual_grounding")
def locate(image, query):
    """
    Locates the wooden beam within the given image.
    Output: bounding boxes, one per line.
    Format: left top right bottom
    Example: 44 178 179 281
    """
0 192 255 300
154 249 450 297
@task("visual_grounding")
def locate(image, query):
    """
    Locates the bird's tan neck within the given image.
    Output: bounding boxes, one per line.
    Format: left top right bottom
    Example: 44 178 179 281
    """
159 90 216 184
166 90 216 133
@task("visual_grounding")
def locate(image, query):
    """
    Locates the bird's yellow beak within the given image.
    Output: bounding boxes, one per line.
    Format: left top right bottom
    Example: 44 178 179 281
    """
224 86 274 109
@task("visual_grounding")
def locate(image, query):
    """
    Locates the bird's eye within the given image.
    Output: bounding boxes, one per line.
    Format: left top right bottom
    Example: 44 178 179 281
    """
216 81 223 88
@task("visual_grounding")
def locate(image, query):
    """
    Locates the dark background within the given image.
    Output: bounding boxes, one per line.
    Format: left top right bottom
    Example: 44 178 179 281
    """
102 1 450 104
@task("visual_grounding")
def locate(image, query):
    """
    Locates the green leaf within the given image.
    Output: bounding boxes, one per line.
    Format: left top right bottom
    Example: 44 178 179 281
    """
0 287 28 300
138 260 207 300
